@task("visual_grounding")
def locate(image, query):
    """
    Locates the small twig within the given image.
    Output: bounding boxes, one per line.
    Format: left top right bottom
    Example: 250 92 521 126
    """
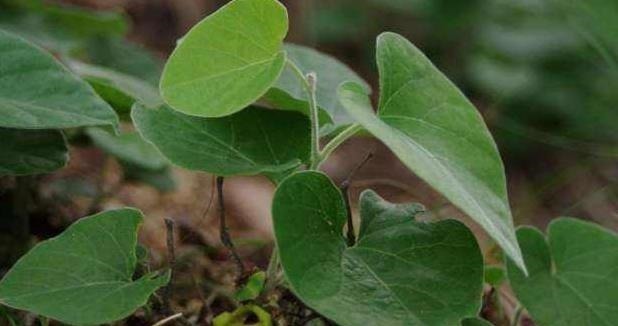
151 313 183 326
217 176 245 281
340 152 374 246
163 218 176 314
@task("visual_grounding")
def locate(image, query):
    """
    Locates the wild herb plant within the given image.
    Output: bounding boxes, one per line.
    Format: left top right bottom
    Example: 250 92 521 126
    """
1 0 617 325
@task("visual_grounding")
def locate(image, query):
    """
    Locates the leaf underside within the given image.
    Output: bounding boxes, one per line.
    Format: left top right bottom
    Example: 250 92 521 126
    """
339 32 525 271
507 218 618 326
266 43 371 132
0 209 169 325
273 171 484 326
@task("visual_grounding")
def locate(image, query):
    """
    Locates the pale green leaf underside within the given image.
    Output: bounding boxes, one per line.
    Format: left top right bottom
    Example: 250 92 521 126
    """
0 127 68 176
86 128 168 171
273 171 483 326
132 104 310 177
0 209 169 325
160 0 288 118
265 43 371 132
507 218 618 326
68 60 163 113
339 32 524 272
0 30 118 130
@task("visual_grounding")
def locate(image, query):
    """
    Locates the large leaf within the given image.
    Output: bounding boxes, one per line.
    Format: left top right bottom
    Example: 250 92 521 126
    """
160 0 288 118
86 128 168 171
0 208 169 325
68 61 162 114
0 30 118 130
132 104 310 177
0 128 68 176
339 32 525 271
265 43 370 132
506 218 618 326
272 171 483 326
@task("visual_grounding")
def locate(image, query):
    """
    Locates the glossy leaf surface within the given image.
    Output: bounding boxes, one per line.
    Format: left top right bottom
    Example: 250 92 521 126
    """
339 32 524 271
507 218 618 326
273 171 483 326
0 209 169 325
160 0 288 118
0 30 118 130
132 104 310 177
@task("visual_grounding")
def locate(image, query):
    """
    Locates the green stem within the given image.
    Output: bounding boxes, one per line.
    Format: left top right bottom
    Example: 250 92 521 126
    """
286 59 321 169
316 124 361 168
511 305 523 326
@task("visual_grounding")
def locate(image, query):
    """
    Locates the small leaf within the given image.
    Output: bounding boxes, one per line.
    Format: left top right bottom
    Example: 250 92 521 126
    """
213 304 272 326
132 104 310 177
68 61 163 114
160 0 288 118
265 43 370 132
0 208 169 325
506 218 618 326
273 171 483 326
0 128 68 176
339 32 525 272
0 30 118 130
234 271 266 302
86 128 168 171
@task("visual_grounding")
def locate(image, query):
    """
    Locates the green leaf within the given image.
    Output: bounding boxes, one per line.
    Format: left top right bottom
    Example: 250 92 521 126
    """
484 265 506 287
272 171 484 326
234 271 266 302
160 0 288 118
0 128 68 176
0 208 169 325
339 32 525 272
122 164 177 193
68 60 163 115
85 37 162 86
86 128 168 171
213 304 272 326
506 218 618 326
265 43 370 132
132 104 310 177
461 317 495 326
0 30 118 130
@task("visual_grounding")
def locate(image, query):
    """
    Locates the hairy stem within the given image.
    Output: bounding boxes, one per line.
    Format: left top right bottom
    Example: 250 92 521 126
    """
286 59 321 169
216 176 245 281
163 218 176 314
317 124 362 168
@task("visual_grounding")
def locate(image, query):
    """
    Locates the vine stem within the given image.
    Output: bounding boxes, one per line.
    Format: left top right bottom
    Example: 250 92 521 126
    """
317 124 361 168
286 59 321 169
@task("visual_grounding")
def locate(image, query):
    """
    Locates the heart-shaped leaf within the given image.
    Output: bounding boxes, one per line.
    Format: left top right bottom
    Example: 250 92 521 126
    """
339 32 525 272
68 61 163 115
132 104 310 177
506 218 618 326
265 43 370 133
0 127 68 176
273 171 483 326
86 128 168 171
160 0 288 118
0 208 169 325
0 30 118 130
